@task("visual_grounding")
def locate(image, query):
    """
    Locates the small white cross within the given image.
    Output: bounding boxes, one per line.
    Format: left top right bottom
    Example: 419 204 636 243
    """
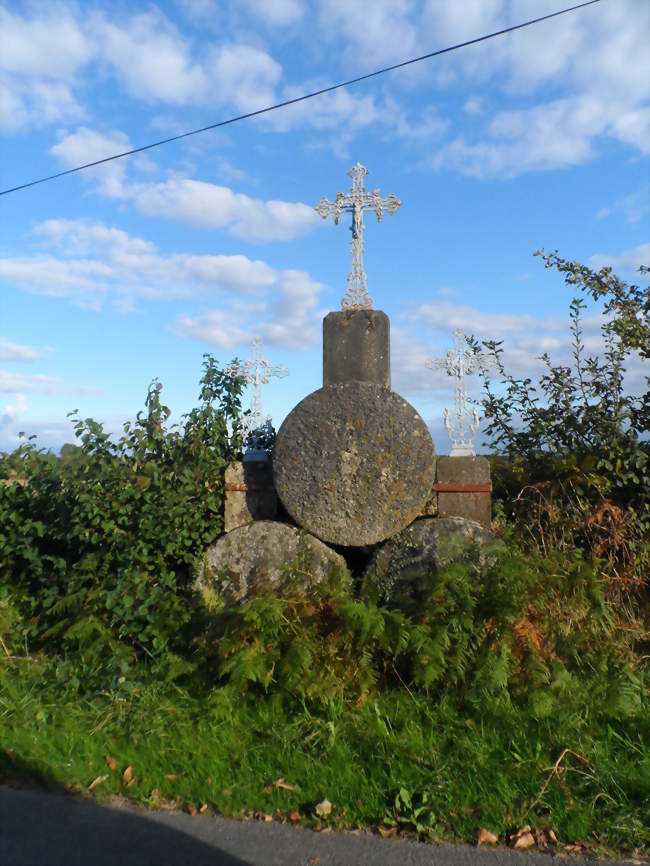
425 329 492 456
224 337 289 457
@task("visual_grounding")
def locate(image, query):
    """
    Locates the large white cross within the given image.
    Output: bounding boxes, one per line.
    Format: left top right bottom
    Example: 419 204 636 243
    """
425 329 492 456
224 337 289 455
315 162 400 311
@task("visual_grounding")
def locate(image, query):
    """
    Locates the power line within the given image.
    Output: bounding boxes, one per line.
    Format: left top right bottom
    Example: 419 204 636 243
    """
1 0 602 198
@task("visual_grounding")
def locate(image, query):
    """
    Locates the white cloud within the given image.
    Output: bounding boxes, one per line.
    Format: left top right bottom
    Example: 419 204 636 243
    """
434 96 609 178
0 371 59 394
0 219 281 308
173 269 325 351
0 7 92 79
130 177 318 241
1 220 325 349
208 43 282 111
0 340 47 363
49 131 318 242
242 0 305 27
50 127 132 197
1 393 27 425
411 300 563 337
90 10 210 104
174 309 250 349
589 243 650 274
596 187 650 225
0 7 89 132
1 5 283 132
316 0 417 67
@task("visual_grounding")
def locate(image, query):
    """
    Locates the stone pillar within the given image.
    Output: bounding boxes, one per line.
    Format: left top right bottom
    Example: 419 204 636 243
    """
435 456 492 528
274 305 436 546
323 309 390 387
224 460 278 532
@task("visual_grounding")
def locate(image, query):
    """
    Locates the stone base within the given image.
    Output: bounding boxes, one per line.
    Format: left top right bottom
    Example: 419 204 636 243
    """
224 460 277 532
197 521 346 604
323 309 390 387
435 455 491 528
364 516 495 601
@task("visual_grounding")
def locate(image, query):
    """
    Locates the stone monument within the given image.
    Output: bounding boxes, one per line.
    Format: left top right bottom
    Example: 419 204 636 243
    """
273 163 436 547
425 330 493 528
223 337 288 531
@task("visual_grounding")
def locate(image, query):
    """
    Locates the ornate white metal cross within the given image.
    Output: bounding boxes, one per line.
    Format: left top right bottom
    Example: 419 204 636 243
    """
224 337 289 457
315 162 400 311
425 329 492 457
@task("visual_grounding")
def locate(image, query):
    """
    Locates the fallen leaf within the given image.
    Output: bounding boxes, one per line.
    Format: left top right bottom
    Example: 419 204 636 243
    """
274 777 298 792
564 843 585 854
513 833 536 850
477 828 499 846
121 765 133 786
548 829 559 844
87 774 109 792
105 755 117 771
289 810 301 823
315 798 332 818
165 774 178 781
378 825 398 838
186 804 198 816
199 803 208 814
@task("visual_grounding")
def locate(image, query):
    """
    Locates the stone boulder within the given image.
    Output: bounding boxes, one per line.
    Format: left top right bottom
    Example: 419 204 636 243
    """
273 381 436 547
197 520 346 605
364 517 496 600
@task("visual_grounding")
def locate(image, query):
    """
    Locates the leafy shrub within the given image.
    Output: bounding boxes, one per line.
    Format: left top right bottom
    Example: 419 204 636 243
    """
205 541 643 717
473 252 649 590
0 355 244 675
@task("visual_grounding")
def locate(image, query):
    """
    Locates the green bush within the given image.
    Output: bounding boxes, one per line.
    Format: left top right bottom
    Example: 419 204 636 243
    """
205 541 643 718
0 355 244 676
473 253 649 586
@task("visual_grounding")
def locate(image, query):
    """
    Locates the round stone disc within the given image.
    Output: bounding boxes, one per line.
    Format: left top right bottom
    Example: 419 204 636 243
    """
273 382 435 547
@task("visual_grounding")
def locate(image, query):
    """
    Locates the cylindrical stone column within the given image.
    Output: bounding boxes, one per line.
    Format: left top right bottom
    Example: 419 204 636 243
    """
323 309 390 387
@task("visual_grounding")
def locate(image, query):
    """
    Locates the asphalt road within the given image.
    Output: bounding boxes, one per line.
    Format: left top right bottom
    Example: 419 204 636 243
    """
0 784 629 866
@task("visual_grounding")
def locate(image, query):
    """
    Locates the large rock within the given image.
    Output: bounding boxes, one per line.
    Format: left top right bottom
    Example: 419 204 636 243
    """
273 382 436 547
364 517 495 599
197 521 346 604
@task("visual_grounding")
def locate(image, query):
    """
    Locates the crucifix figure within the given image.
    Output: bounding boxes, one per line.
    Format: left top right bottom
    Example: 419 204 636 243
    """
315 162 400 311
425 329 492 457
224 337 289 459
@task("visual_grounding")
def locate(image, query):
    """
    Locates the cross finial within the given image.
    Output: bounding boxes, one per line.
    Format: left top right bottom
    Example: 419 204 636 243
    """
224 336 289 459
425 329 493 456
315 162 400 311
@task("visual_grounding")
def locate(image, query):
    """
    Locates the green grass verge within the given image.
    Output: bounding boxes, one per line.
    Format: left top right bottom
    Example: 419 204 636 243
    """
1 658 648 859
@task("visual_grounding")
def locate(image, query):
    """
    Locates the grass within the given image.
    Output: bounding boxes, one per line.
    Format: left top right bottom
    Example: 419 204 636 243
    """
1 657 648 860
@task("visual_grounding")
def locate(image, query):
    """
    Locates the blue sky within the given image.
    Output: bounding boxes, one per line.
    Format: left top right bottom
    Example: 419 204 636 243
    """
1 0 648 455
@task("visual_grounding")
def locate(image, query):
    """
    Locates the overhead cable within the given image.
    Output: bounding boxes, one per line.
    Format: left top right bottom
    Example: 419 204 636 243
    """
0 0 602 197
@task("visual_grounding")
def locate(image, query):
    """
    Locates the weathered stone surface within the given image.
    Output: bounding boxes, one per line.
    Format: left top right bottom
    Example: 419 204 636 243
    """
273 382 436 547
224 460 277 532
364 516 496 599
197 520 345 604
323 309 390 387
436 455 492 528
